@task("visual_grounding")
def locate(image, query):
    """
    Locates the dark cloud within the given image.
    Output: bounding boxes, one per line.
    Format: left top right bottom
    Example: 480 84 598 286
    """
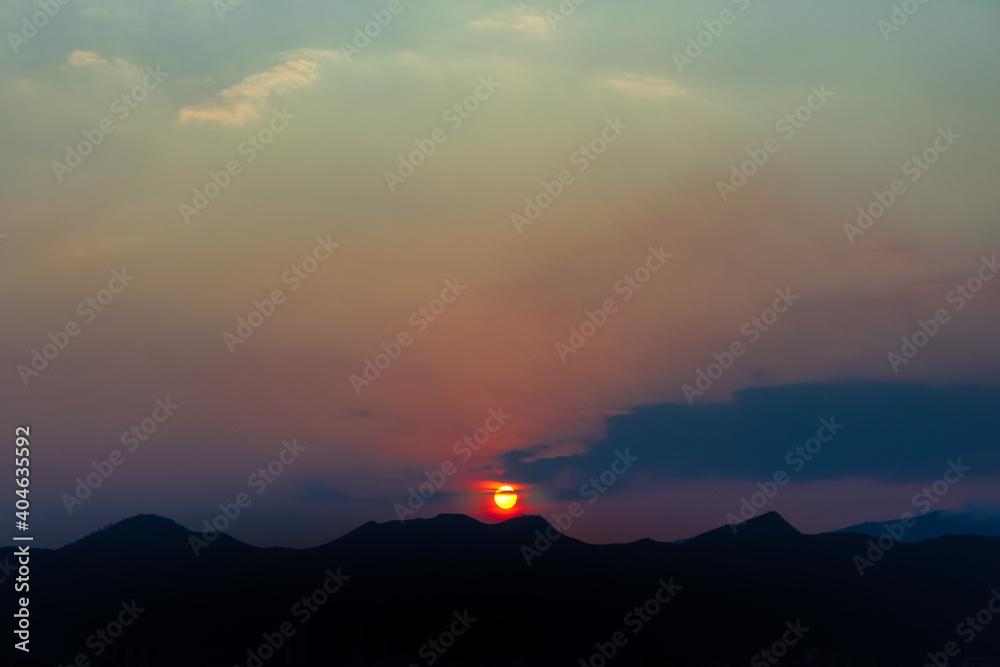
297 479 352 503
504 383 1000 489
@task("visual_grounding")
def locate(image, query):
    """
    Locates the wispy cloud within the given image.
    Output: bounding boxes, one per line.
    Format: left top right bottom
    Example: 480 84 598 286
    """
68 50 106 67
179 57 322 126
67 50 141 77
604 72 688 98
468 7 551 38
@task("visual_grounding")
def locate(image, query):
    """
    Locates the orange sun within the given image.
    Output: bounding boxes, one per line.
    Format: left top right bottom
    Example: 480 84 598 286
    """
494 485 518 509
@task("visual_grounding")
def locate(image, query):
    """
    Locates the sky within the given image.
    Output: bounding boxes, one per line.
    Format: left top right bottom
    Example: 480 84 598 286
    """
2 0 999 549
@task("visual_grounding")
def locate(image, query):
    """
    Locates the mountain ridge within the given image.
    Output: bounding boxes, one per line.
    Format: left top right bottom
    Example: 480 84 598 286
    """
35 506 1000 555
832 507 1000 542
3 510 1000 664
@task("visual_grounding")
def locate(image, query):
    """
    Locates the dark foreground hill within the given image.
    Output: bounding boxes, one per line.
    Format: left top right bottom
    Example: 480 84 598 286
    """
3 511 999 666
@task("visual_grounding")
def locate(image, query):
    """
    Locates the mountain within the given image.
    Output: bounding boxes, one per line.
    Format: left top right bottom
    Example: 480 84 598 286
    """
833 507 1000 542
684 510 801 546
3 512 1000 666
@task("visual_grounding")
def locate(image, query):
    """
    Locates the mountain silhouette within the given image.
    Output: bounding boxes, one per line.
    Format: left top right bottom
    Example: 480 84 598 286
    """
684 510 800 546
834 507 1000 542
3 512 999 666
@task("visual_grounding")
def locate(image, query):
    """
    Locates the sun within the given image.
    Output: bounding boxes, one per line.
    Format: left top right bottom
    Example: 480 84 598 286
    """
494 485 517 509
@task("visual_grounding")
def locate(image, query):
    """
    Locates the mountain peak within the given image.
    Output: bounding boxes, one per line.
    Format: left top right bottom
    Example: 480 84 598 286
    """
117 513 187 528
426 512 488 526
323 512 564 553
60 514 191 554
83 513 187 539
686 511 800 545
742 510 800 533
496 514 550 529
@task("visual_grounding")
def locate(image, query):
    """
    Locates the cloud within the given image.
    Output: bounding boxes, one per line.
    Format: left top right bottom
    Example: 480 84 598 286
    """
66 51 141 77
604 72 688 98
68 50 106 67
499 383 1000 491
467 7 551 37
297 479 353 504
179 57 322 126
